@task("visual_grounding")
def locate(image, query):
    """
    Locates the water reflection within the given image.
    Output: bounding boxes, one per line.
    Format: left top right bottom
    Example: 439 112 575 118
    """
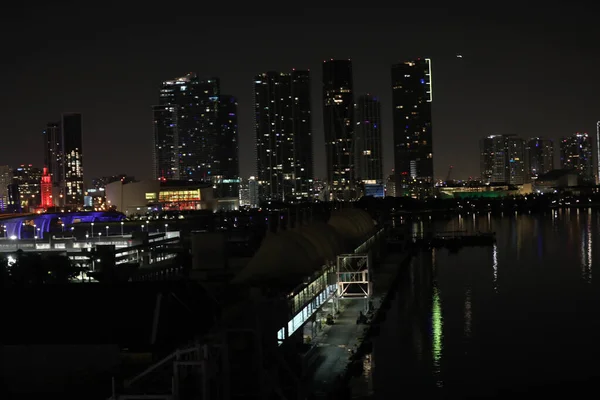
431 284 443 388
583 211 592 283
492 244 498 292
463 287 472 338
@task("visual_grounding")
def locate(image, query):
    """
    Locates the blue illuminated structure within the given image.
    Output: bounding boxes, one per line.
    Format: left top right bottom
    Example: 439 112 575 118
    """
1 211 126 239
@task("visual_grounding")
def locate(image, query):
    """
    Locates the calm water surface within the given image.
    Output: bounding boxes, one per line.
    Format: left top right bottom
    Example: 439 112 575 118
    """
370 210 600 399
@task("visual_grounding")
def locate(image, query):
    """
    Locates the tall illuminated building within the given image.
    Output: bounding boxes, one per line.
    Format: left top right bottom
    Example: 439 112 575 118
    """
0 165 12 211
214 95 240 198
40 167 53 208
62 113 84 205
43 121 62 185
560 132 594 182
322 59 354 199
12 164 42 210
254 70 313 202
526 137 554 179
41 114 84 206
152 73 220 182
391 58 433 197
480 134 527 184
355 94 383 182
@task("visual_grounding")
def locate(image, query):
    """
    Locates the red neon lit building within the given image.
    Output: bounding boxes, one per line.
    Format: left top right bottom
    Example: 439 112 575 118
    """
41 167 53 208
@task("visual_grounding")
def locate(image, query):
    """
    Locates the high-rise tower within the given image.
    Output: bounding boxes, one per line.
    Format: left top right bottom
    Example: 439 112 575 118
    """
215 95 240 198
560 133 594 182
62 113 84 205
527 137 554 179
254 70 312 202
391 58 433 197
43 121 62 185
322 59 354 199
152 73 220 182
355 94 383 182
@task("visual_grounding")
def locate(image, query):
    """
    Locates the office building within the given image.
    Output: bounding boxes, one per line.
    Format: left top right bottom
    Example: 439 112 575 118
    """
43 122 62 185
322 59 354 198
12 164 42 210
0 165 12 211
152 74 220 182
480 134 527 185
214 95 239 198
42 114 84 206
560 133 594 182
527 137 554 179
254 70 313 202
62 113 84 205
391 58 434 198
355 94 383 182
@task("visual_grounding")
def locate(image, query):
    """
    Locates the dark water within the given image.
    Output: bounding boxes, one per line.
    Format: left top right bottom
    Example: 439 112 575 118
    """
370 210 600 399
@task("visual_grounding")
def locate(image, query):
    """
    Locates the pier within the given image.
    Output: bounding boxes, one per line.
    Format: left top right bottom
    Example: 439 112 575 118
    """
410 231 496 252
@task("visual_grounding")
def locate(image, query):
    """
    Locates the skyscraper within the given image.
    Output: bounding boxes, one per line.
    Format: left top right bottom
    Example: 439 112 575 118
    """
254 70 313 202
42 114 84 206
62 113 84 205
527 137 554 179
0 165 12 211
43 121 62 185
322 59 354 198
560 133 594 181
355 95 383 183
391 58 433 197
480 134 527 184
152 73 220 182
215 95 239 198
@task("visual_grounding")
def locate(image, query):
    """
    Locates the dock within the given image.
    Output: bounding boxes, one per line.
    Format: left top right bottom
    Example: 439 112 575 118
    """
306 252 410 398
409 231 495 252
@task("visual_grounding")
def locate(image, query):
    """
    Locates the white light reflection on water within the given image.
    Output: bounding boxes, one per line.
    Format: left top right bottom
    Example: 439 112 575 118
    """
432 284 444 388
583 211 592 283
492 244 498 292
464 287 472 338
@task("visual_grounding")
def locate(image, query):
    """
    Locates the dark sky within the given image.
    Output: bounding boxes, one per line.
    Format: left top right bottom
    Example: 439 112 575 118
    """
0 2 598 182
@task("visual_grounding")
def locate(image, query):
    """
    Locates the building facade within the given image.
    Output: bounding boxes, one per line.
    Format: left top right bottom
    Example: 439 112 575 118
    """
560 133 594 182
526 137 554 179
355 94 383 183
391 58 433 197
42 114 84 206
62 113 84 205
214 95 239 198
12 164 42 211
322 59 354 199
480 134 527 185
152 74 220 182
0 165 12 211
254 70 313 202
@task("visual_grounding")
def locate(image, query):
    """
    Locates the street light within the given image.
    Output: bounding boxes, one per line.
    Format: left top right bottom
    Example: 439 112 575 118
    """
120 221 124 236
164 223 168 233
106 226 109 237
141 224 145 232
91 222 95 237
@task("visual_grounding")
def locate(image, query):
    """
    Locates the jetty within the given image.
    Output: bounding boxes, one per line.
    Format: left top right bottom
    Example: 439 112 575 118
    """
410 231 496 252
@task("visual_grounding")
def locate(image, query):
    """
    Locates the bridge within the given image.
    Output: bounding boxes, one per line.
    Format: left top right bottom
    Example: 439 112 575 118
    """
0 211 126 240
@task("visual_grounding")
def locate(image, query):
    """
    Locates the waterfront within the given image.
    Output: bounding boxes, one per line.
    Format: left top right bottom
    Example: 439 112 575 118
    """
369 210 600 398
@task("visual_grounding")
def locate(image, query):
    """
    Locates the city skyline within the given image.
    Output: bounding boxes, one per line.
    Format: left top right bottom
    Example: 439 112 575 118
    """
1 4 599 181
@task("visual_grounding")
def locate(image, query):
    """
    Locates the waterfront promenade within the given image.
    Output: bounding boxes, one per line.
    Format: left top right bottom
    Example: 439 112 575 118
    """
308 251 408 398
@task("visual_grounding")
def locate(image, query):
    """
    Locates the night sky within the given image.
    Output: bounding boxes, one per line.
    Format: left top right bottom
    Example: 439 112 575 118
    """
0 2 597 182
